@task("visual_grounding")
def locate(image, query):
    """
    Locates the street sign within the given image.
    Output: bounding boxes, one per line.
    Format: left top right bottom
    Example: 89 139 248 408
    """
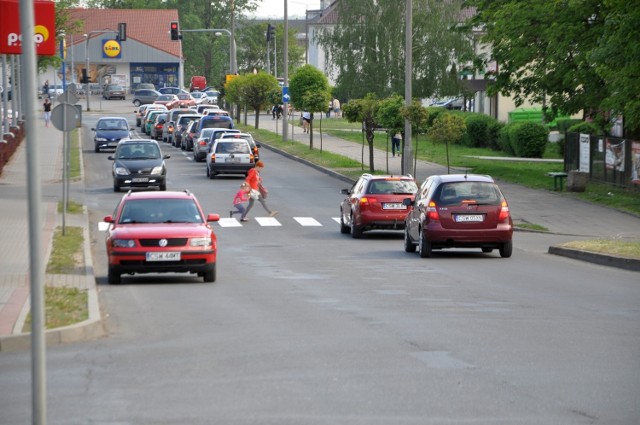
57 90 79 105
282 86 289 104
51 103 80 132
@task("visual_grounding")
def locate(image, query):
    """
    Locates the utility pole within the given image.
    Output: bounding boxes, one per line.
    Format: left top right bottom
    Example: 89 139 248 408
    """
403 0 414 175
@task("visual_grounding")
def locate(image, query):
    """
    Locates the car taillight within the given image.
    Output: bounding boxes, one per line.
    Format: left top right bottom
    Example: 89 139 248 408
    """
426 201 439 221
498 200 510 222
169 128 173 133
359 197 378 205
198 140 207 146
210 154 216 162
250 154 255 162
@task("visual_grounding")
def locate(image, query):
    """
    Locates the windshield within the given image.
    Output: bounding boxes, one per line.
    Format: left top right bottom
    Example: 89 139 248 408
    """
97 119 128 131
436 181 502 206
116 144 161 160
119 199 202 224
367 179 418 194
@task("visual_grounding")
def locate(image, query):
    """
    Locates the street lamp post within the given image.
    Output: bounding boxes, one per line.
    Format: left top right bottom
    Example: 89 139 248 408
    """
84 30 117 111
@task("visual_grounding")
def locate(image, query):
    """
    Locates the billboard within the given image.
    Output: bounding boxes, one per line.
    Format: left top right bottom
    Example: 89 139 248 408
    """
0 0 56 56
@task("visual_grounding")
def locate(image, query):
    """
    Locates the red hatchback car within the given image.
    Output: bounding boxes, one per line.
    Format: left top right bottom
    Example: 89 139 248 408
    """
103 190 220 284
340 174 418 238
403 174 513 258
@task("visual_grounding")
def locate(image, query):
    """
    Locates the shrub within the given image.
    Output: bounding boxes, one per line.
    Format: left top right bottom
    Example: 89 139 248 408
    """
462 113 498 148
428 113 466 145
555 118 583 133
487 120 505 151
510 122 549 158
498 124 516 155
568 121 603 136
425 107 446 127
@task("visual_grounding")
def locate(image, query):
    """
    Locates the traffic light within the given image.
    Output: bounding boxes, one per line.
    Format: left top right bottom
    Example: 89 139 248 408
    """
170 21 180 41
266 23 275 42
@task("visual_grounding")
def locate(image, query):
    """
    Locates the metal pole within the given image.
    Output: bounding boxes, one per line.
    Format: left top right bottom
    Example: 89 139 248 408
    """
283 0 289 142
1 54 8 135
85 34 90 111
403 0 413 176
19 0 47 423
10 55 17 126
70 35 75 83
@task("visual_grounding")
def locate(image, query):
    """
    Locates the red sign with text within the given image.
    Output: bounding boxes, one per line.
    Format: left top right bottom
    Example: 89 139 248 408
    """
0 0 56 56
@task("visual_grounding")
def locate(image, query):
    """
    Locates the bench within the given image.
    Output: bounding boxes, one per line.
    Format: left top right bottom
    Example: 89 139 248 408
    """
547 172 568 191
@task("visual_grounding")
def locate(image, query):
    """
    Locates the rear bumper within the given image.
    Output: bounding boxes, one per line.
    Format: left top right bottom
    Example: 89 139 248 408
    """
209 163 254 175
425 222 513 247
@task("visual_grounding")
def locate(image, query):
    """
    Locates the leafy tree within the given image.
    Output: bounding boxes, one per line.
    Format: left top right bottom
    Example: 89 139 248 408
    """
342 93 380 172
38 0 84 74
464 0 640 136
317 0 472 101
289 65 331 149
402 101 429 175
226 72 279 129
427 113 466 173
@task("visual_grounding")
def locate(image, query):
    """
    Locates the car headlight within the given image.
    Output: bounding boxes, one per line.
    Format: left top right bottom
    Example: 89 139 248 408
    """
95 137 108 142
112 239 135 248
114 166 130 175
151 166 164 175
190 237 212 247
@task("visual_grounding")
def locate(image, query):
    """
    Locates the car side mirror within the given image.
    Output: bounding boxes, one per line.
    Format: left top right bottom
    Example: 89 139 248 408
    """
402 198 413 207
341 189 350 195
206 213 220 222
163 154 171 159
255 142 262 148
103 215 114 223
91 128 96 131
107 155 115 160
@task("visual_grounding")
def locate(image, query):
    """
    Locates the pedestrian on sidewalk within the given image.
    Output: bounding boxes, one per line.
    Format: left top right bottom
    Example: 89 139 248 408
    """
302 111 311 133
333 98 341 118
43 98 52 127
240 160 278 222
42 80 49 98
230 182 250 219
392 132 401 157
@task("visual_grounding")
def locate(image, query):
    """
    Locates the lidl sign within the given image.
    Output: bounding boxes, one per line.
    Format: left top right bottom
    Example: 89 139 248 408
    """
0 0 56 56
102 39 121 59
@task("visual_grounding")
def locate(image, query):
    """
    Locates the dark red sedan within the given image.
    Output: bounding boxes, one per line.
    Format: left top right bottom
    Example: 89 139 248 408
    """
103 190 220 284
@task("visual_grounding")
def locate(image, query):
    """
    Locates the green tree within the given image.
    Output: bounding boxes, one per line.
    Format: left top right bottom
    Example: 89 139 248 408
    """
317 0 472 101
227 72 279 129
402 101 429 175
342 93 380 172
464 0 640 135
289 65 331 149
427 113 466 173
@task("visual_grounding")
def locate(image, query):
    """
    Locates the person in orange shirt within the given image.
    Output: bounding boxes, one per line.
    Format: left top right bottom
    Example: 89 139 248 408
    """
230 182 250 219
240 160 278 222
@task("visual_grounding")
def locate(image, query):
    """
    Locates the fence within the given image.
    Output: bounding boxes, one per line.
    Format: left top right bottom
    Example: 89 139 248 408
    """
565 132 640 191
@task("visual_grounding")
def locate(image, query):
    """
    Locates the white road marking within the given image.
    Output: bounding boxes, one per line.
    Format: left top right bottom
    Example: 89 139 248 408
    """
294 217 322 226
255 217 282 226
218 218 243 227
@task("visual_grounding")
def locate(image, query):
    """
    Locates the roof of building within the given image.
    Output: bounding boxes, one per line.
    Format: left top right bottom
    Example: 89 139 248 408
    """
67 8 182 59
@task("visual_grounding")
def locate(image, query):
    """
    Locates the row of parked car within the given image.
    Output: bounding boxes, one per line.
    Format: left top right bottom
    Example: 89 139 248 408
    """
131 86 219 107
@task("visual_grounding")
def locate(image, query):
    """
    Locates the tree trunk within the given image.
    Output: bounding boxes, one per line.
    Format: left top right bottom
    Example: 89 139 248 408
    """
254 107 260 129
366 128 375 172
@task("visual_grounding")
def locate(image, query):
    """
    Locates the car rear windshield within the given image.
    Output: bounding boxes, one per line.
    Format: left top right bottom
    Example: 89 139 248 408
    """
202 118 232 129
216 142 250 154
119 199 202 224
367 179 418 194
436 182 502 206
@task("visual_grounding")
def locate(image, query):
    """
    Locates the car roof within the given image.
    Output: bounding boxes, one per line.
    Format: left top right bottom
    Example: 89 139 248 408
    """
118 138 159 145
433 174 495 183
121 190 195 201
361 173 414 180
97 116 127 122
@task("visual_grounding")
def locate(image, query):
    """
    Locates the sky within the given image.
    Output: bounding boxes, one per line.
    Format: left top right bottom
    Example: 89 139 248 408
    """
251 0 321 19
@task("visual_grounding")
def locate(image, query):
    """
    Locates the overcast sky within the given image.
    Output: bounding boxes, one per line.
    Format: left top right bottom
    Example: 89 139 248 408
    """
251 0 321 19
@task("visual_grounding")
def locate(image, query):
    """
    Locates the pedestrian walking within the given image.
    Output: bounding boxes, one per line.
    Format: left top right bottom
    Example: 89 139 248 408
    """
230 182 251 219
42 80 49 98
240 160 278 222
302 111 311 133
43 98 52 127
392 132 401 157
333 98 341 118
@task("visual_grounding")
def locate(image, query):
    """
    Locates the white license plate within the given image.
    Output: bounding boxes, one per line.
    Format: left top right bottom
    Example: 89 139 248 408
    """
132 177 149 183
382 203 406 210
455 214 484 222
146 251 181 261
224 157 241 163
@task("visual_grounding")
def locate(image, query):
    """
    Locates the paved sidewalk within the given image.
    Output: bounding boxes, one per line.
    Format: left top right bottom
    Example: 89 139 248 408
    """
0 115 102 352
254 113 640 240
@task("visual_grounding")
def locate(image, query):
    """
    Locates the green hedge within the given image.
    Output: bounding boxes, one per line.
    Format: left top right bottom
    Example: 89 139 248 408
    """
567 121 604 136
499 122 549 158
461 113 499 148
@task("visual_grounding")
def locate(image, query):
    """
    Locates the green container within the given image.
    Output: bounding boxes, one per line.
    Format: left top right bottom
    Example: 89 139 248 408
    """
508 107 569 127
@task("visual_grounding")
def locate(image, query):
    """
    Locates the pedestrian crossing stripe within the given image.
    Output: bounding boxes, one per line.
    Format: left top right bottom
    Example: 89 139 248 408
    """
99 217 342 230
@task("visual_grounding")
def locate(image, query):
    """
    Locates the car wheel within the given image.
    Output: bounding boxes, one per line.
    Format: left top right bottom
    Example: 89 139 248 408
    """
94 145 100 153
203 265 216 283
350 214 362 239
339 212 349 234
108 267 121 285
113 182 120 192
482 247 493 253
208 168 216 179
133 100 141 107
160 183 167 191
404 227 416 253
418 230 432 258
499 240 513 258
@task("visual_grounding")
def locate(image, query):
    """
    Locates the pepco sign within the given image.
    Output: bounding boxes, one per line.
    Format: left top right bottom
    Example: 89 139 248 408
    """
0 0 56 56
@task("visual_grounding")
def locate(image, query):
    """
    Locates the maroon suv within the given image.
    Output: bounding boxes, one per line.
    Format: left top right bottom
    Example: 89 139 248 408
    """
340 174 418 238
403 174 513 258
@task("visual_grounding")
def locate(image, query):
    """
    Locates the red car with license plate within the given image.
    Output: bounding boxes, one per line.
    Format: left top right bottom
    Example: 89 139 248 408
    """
340 174 418 238
103 190 220 284
402 174 513 258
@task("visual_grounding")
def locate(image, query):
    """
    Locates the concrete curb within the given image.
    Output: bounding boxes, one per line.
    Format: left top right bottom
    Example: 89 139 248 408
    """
548 246 640 272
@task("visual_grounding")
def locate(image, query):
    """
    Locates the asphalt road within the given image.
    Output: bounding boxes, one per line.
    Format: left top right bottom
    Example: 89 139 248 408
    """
0 107 638 424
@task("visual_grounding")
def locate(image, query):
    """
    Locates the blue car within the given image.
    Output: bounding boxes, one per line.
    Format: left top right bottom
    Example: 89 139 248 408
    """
92 117 132 153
